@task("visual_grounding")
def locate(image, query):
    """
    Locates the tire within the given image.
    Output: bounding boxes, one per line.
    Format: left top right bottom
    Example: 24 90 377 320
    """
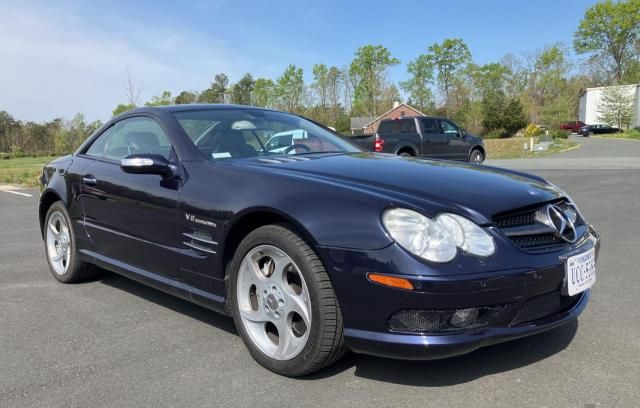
228 224 347 376
44 201 96 283
469 149 484 164
398 150 414 157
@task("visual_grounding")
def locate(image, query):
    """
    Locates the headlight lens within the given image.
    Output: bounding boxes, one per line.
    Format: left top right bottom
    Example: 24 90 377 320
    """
383 209 495 263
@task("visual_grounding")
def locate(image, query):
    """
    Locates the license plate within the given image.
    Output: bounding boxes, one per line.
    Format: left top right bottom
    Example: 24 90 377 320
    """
565 248 596 296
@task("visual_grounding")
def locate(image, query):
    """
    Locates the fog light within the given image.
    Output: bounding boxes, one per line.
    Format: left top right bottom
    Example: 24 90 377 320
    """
450 308 480 328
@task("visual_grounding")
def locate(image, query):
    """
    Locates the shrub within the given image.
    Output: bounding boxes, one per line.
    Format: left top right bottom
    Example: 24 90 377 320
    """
524 124 544 138
549 129 570 139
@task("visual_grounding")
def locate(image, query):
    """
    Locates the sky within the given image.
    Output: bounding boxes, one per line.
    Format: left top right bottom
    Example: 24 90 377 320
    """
0 0 600 122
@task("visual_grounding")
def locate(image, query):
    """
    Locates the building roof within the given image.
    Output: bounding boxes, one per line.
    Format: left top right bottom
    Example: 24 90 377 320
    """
350 116 375 129
362 103 426 128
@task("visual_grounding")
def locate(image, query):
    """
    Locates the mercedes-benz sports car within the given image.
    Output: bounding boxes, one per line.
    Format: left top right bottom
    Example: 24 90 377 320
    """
38 105 600 376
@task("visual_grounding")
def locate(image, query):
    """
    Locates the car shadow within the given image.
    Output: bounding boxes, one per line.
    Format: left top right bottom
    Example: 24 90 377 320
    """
95 271 578 386
97 272 238 336
310 319 578 385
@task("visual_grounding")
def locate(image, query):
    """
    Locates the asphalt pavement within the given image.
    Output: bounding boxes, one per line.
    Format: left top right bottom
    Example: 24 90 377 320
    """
1 137 639 407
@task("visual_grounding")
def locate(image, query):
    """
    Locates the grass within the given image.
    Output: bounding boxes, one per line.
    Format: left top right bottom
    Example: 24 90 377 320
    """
592 129 640 141
0 156 50 186
484 137 578 159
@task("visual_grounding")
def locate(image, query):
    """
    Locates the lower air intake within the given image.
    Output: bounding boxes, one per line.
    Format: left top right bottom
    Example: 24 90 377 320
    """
388 306 504 334
510 291 581 326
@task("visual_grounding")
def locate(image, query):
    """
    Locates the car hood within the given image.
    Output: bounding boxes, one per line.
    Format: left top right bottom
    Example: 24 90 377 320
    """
241 153 563 222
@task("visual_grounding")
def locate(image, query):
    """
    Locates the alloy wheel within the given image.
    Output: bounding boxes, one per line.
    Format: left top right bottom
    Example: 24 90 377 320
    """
236 245 312 361
46 211 71 275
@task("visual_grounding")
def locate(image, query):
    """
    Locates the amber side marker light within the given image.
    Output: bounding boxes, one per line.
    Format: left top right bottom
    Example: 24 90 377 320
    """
367 273 414 290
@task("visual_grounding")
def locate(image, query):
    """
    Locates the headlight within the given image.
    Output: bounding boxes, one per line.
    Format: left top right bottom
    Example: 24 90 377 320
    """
382 209 495 263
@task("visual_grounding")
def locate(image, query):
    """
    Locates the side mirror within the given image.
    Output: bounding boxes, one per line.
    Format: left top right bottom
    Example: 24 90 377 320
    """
120 154 174 177
460 129 467 137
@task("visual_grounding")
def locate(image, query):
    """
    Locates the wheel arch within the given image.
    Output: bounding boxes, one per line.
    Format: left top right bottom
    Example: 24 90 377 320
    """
39 189 64 238
221 207 318 277
394 142 419 156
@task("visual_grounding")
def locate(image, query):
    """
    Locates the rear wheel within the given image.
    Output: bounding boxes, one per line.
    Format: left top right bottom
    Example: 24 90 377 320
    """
229 224 346 376
44 201 96 283
469 149 484 164
397 149 415 157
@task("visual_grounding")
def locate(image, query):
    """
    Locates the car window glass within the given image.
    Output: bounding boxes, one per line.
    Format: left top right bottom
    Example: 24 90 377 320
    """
420 118 438 134
174 109 360 160
440 120 459 135
85 117 171 161
401 119 416 133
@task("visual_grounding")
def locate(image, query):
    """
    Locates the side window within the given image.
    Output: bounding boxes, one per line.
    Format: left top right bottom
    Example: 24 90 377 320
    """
420 118 438 134
401 119 416 133
377 121 392 133
85 117 171 161
440 120 459 135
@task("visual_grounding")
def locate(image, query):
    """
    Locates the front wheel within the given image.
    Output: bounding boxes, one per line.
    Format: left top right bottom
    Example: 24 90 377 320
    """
469 149 484 164
228 224 346 376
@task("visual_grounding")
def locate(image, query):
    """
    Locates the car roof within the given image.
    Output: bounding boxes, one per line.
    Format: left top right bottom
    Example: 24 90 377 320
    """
380 115 444 121
124 104 276 115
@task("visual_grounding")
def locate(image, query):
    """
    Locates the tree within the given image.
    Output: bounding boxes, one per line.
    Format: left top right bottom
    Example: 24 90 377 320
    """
199 73 229 103
174 91 198 105
598 85 635 128
427 38 472 114
482 89 506 132
274 65 305 113
230 73 255 105
349 45 399 116
123 68 141 106
252 78 275 107
112 103 136 116
145 91 173 106
502 98 528 135
400 54 435 112
574 0 640 83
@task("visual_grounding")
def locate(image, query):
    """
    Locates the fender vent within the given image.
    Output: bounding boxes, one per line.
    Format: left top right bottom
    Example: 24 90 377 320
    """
183 230 218 254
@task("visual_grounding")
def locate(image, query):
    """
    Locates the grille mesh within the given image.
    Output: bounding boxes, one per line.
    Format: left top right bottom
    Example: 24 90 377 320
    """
494 199 584 251
388 307 504 334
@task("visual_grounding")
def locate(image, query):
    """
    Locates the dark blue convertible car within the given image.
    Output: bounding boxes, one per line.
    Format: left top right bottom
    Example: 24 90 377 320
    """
39 105 599 376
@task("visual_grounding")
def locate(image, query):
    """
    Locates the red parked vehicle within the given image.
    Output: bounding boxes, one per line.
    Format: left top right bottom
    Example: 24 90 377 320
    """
560 121 586 133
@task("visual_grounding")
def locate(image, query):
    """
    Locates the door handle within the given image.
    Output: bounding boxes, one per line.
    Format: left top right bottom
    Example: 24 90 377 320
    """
82 175 97 186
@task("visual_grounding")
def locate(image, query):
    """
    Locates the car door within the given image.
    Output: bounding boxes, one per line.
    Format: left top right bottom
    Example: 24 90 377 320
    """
78 115 182 279
419 118 447 158
438 119 467 160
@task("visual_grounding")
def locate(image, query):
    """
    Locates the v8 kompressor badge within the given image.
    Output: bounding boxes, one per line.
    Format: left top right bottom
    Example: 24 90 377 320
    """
185 213 217 228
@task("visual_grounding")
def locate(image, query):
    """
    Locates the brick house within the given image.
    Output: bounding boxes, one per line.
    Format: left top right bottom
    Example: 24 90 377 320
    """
353 102 426 134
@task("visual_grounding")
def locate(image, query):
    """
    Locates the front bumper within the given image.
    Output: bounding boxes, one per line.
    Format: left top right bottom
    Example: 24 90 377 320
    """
317 229 599 360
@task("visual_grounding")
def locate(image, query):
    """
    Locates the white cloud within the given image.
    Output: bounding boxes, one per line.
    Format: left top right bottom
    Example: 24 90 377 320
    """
0 3 244 122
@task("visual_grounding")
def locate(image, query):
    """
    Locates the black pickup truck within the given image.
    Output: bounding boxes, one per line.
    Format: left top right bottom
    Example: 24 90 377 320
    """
352 116 485 163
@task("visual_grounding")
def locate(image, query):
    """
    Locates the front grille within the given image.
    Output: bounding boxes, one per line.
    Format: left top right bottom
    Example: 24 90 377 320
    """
510 292 581 326
494 199 584 252
388 306 504 334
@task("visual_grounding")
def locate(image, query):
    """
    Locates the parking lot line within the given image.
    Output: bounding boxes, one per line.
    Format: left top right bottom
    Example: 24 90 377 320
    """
0 189 33 197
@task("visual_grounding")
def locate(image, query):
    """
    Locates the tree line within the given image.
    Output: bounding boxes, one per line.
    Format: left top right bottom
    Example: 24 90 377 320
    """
1 0 638 156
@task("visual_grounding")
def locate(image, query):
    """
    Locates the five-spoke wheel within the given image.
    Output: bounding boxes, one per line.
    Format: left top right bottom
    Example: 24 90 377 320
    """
236 245 312 361
229 224 346 376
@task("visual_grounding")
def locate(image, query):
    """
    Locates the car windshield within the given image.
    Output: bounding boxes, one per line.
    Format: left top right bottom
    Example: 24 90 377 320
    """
173 109 362 160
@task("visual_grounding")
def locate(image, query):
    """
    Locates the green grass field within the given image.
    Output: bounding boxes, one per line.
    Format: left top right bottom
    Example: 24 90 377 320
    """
484 137 578 159
0 156 50 186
